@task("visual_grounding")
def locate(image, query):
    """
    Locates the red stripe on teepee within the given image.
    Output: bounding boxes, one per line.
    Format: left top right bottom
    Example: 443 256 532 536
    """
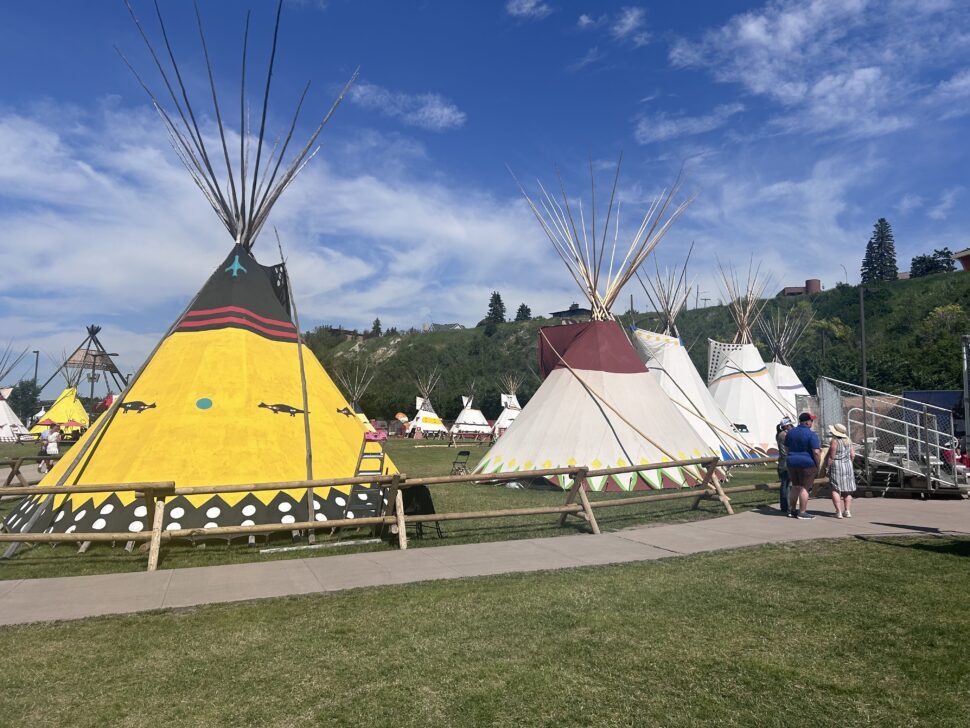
176 316 299 339
184 305 296 329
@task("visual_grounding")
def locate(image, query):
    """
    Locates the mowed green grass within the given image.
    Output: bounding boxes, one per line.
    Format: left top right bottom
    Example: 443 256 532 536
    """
1 536 968 727
0 440 780 580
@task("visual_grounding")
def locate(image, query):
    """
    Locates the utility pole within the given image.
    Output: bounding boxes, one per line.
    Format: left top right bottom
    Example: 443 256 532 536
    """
860 287 869 477
701 297 710 308
962 335 969 448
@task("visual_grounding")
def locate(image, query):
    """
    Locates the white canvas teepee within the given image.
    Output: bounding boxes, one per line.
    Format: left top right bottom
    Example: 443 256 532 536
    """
760 306 814 412
0 345 29 442
632 258 757 460
476 160 718 491
451 383 491 438
492 373 524 437
410 368 448 437
707 263 795 453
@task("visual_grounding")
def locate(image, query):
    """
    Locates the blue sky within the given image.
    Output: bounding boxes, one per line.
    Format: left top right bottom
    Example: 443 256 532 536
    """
2 0 969 394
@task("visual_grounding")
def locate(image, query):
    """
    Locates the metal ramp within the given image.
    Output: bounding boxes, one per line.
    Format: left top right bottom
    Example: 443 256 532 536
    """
817 377 969 497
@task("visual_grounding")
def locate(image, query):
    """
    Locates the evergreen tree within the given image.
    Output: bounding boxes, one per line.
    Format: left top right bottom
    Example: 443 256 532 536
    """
486 291 506 324
860 218 898 282
371 317 382 336
7 379 40 422
910 247 955 277
514 303 531 322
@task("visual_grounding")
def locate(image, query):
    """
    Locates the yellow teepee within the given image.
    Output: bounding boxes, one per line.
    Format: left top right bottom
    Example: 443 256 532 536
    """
30 387 89 435
3 1 393 540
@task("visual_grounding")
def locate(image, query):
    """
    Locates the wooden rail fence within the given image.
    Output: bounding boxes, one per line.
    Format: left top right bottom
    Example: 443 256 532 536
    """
0 455 795 572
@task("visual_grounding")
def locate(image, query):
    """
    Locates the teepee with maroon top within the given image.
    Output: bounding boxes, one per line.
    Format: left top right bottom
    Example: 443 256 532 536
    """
475 159 717 491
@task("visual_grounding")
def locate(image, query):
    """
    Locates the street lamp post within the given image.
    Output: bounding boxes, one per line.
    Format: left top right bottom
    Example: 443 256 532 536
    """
860 286 869 478
32 350 39 385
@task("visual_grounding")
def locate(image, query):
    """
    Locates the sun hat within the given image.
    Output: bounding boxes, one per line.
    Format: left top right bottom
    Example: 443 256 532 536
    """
798 412 816 423
828 423 849 439
779 417 793 428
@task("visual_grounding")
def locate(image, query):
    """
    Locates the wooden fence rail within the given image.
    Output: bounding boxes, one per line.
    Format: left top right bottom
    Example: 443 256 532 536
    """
0 455 790 571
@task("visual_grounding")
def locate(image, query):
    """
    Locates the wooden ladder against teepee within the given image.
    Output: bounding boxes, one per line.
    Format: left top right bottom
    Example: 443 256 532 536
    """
330 439 387 535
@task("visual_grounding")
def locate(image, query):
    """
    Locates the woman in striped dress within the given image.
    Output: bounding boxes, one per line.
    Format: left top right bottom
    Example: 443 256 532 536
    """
822 423 856 518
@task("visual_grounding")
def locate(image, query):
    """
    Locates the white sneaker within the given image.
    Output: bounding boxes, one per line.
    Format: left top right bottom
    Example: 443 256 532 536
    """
844 510 852 518
834 512 843 518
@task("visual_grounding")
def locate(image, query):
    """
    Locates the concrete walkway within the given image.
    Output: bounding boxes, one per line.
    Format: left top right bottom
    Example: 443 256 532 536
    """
1 498 967 626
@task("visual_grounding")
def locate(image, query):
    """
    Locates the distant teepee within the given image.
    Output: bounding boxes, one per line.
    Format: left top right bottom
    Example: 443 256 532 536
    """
410 367 448 437
632 254 757 460
708 261 795 452
0 344 29 442
492 373 524 437
451 381 491 438
760 305 814 412
476 158 718 491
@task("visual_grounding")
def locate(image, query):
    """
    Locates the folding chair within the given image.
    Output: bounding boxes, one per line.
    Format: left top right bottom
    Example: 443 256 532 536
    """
450 450 471 475
403 485 443 539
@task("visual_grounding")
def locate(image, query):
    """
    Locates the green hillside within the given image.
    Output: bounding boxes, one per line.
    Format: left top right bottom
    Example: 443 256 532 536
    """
304 271 970 421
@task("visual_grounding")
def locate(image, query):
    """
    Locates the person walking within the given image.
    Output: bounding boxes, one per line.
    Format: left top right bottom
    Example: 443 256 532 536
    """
42 424 61 473
776 417 793 514
785 412 821 520
821 422 856 518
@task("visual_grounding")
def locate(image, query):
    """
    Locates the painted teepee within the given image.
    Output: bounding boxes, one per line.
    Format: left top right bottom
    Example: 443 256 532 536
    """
631 255 757 460
475 159 718 491
0 344 29 442
760 305 814 412
707 262 795 453
410 368 448 437
334 355 377 432
450 382 492 438
5 1 394 543
492 373 524 437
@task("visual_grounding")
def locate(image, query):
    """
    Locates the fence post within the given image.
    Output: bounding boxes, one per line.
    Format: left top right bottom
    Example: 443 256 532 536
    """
576 479 600 535
147 497 166 572
559 467 587 527
394 488 408 550
3 458 29 488
691 459 721 510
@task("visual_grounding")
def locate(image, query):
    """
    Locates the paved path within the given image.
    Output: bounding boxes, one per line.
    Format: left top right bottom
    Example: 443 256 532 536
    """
1 498 967 626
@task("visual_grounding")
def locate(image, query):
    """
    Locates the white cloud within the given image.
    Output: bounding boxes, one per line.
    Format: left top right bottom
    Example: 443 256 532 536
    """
577 14 603 29
348 82 466 131
567 47 605 73
635 103 745 144
898 193 924 214
612 7 649 46
505 0 552 20
669 0 970 137
0 104 576 384
928 187 963 220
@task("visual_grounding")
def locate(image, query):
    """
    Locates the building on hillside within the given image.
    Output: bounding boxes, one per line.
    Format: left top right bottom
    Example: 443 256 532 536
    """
776 279 822 297
424 322 465 332
550 303 592 320
951 247 970 271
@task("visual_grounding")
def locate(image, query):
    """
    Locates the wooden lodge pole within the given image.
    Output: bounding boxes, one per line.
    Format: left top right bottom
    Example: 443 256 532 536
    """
395 488 408 550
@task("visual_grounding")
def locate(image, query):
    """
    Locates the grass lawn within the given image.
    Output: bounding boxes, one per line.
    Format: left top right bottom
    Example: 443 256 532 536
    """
0 440 781 580
1 535 967 726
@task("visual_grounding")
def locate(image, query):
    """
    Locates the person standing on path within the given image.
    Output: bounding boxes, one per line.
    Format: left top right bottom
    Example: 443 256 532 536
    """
776 418 793 514
785 412 821 520
820 422 856 518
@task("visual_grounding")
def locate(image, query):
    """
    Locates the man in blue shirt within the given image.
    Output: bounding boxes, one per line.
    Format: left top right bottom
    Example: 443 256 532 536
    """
785 412 821 519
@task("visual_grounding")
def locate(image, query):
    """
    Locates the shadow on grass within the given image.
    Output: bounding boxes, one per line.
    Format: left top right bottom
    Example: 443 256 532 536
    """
854 534 970 558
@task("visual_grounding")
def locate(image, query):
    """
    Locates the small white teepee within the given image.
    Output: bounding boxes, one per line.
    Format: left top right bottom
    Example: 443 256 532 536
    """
450 382 492 438
476 159 719 491
632 257 757 460
492 373 524 437
760 306 814 412
707 262 795 452
0 345 29 442
410 368 448 437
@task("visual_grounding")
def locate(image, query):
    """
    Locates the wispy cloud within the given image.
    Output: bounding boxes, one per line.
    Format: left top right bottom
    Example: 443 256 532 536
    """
928 187 963 220
577 13 603 29
897 193 924 214
349 82 466 131
567 46 605 73
505 0 552 20
669 0 970 137
635 103 744 144
611 7 649 46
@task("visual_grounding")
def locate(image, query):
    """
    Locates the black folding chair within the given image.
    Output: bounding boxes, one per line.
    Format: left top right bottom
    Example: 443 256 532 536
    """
450 450 471 475
403 485 443 539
